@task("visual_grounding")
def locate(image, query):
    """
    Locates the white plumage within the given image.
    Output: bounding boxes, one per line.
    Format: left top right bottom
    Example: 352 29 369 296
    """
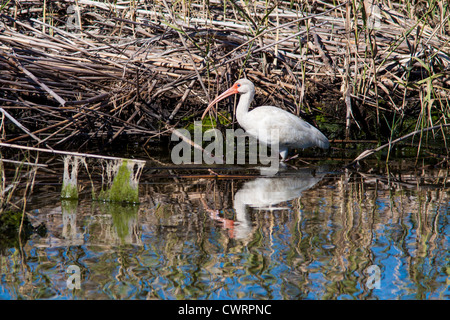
202 79 330 160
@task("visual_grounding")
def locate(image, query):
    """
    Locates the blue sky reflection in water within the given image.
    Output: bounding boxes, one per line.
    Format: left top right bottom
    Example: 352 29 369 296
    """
0 166 449 300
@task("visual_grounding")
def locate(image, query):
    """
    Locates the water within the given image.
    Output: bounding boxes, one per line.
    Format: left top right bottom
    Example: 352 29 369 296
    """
0 160 449 300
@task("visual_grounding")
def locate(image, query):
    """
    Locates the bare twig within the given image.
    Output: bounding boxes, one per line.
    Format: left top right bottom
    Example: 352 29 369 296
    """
347 124 450 166
0 142 146 164
0 108 43 144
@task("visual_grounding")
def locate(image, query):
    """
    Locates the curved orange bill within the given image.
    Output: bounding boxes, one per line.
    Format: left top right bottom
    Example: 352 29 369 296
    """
201 84 239 120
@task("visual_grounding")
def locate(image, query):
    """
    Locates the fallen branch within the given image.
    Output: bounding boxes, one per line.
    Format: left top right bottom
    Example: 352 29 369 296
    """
347 124 450 167
0 142 146 164
9 51 67 107
0 158 48 167
0 108 43 144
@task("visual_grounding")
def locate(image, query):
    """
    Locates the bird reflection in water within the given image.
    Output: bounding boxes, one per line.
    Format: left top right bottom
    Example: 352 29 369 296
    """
204 167 328 240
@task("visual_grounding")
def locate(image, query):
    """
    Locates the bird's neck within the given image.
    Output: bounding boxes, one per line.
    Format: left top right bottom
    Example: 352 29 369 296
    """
236 91 254 125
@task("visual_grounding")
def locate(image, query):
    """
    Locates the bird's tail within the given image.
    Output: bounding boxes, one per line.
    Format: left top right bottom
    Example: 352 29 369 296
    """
315 130 330 150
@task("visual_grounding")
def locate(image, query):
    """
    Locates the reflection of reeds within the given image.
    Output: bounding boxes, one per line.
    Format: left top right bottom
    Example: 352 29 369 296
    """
142 167 450 299
0 151 41 214
3 163 449 299
318 168 450 298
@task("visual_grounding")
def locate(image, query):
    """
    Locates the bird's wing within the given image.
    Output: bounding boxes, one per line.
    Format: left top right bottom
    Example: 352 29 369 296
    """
244 106 328 149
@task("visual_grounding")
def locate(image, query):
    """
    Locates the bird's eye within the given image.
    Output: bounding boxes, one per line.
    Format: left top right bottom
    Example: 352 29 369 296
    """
237 84 241 87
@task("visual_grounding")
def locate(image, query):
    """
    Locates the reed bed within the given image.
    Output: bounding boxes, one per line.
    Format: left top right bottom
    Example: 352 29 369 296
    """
0 0 449 155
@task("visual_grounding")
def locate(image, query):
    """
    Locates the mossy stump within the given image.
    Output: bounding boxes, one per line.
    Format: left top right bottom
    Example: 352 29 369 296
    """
97 159 144 204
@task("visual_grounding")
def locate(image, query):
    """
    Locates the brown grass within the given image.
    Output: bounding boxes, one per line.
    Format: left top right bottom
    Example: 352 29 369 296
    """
0 1 449 156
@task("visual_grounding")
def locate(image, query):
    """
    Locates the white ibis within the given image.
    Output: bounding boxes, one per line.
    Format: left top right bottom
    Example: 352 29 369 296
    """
202 79 330 161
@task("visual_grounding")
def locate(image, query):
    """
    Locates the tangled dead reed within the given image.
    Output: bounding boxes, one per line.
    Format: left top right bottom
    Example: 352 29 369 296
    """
0 0 449 157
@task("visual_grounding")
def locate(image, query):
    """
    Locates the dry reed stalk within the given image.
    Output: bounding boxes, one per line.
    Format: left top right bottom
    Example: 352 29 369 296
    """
0 0 447 155
0 141 146 164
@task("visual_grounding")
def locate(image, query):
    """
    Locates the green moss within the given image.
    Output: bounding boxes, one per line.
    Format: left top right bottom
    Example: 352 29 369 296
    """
61 199 78 213
97 160 140 204
94 201 139 243
60 156 84 200
184 111 233 133
111 204 139 242
61 183 79 200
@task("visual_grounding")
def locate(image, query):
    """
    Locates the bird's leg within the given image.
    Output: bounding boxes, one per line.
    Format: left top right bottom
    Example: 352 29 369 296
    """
279 147 299 162
279 147 289 162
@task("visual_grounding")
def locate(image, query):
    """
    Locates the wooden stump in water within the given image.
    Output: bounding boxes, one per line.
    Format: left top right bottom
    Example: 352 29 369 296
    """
61 156 84 200
61 155 145 203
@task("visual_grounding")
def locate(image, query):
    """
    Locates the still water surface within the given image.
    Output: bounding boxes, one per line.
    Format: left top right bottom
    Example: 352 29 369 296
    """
0 161 449 300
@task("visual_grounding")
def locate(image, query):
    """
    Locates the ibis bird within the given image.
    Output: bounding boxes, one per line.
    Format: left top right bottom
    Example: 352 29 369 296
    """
202 79 330 161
